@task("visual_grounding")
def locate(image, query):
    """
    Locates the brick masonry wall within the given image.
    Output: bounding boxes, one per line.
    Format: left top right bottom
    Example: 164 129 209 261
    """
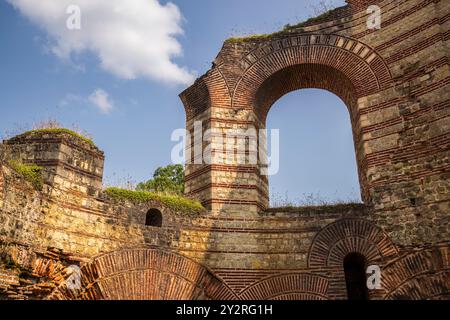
0 133 449 299
5 131 105 195
0 0 449 300
180 0 450 245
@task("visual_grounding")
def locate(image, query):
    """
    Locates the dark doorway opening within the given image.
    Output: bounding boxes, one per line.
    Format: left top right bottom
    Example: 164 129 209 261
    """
344 252 369 300
145 208 162 227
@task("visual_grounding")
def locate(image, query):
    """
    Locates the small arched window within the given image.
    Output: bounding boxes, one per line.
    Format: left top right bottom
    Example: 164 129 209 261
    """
344 252 369 300
145 208 162 227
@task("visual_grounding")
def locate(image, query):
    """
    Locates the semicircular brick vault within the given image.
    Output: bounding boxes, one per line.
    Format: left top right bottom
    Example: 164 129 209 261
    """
50 248 236 300
0 0 449 301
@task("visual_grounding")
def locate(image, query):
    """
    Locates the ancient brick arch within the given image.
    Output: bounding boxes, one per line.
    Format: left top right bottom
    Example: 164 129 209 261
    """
382 248 450 300
254 64 358 123
306 219 400 299
52 248 236 300
128 200 183 228
181 32 396 214
231 34 393 119
238 273 330 300
0 0 448 301
385 270 450 300
308 219 398 268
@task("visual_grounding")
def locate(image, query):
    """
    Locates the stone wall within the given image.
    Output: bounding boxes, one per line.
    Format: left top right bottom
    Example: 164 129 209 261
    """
0 129 448 300
5 131 104 195
179 0 450 247
0 0 449 300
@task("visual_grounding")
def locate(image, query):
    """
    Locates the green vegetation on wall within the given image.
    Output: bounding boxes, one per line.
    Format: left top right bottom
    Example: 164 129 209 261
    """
283 6 343 31
15 128 95 146
226 6 344 43
104 187 204 215
8 160 43 190
136 164 184 195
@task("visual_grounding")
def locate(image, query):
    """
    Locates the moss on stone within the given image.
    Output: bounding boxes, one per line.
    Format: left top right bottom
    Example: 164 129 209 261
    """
15 128 95 146
104 187 205 215
226 32 284 43
283 6 344 31
225 6 345 44
8 160 43 190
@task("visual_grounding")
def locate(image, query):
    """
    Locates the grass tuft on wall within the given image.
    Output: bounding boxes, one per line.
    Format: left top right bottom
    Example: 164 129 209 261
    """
8 160 44 190
267 203 365 214
14 128 95 146
104 187 205 215
225 6 344 43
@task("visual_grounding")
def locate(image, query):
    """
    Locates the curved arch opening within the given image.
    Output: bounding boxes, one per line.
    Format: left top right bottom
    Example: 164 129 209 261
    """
254 63 369 206
255 64 358 123
145 208 163 227
257 63 366 206
344 252 369 300
266 88 362 206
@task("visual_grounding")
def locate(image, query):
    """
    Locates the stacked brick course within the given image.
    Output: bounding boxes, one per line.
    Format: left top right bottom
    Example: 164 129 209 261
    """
0 0 449 300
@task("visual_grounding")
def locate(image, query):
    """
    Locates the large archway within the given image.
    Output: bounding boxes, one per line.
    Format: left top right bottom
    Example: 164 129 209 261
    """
49 248 236 300
181 34 393 214
265 87 362 206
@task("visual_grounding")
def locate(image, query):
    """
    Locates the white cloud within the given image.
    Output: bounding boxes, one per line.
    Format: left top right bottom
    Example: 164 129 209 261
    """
58 93 83 107
89 89 113 114
7 0 195 85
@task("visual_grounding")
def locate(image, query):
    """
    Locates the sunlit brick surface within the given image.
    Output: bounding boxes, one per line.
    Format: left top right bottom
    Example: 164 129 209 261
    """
0 0 449 300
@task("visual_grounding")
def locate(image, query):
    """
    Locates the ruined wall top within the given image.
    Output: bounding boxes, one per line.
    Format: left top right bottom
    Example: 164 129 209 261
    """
346 0 384 7
3 129 105 195
4 129 103 156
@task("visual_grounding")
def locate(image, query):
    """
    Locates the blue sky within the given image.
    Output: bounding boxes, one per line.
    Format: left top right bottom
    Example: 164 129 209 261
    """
0 0 360 203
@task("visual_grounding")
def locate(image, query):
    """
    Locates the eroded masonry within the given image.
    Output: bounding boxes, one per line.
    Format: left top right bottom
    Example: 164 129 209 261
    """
1 0 449 300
